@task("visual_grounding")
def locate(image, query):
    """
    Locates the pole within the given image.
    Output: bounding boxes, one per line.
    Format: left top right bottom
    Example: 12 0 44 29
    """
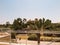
9 30 11 45
24 31 27 45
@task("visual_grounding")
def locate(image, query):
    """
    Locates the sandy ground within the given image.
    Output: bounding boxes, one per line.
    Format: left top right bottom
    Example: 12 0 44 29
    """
0 40 60 45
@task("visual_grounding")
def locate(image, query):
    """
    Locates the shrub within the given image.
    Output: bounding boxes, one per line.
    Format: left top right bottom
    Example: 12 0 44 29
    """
28 34 37 41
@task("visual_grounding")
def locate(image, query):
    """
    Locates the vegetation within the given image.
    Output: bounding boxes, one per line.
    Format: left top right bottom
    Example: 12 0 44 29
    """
0 18 60 45
0 18 60 31
12 18 52 30
28 34 37 41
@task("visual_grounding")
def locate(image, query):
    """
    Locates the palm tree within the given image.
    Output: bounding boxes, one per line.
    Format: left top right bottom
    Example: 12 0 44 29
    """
36 18 43 45
34 18 51 45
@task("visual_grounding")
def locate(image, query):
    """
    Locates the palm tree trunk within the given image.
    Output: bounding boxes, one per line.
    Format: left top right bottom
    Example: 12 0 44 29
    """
37 33 40 45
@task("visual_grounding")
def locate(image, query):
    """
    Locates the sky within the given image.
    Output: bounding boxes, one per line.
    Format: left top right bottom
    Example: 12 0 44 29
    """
0 0 60 24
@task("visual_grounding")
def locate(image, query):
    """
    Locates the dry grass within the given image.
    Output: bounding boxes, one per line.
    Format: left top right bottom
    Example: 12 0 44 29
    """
16 34 28 39
16 34 60 41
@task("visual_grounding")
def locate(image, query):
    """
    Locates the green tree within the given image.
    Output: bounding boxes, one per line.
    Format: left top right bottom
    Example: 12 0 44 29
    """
44 19 51 29
22 18 27 29
27 19 35 30
13 18 23 30
13 18 27 30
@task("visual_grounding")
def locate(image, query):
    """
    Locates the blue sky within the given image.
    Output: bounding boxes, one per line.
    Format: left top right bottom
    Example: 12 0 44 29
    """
0 0 60 24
